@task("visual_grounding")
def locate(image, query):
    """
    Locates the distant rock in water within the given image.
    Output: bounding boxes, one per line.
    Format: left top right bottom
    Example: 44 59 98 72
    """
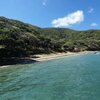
94 51 100 55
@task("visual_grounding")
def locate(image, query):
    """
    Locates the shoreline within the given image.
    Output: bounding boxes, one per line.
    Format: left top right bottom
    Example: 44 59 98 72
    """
0 51 95 68
31 51 93 61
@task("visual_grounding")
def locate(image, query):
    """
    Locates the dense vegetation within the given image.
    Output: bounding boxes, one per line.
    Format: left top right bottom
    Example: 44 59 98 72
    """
0 17 100 58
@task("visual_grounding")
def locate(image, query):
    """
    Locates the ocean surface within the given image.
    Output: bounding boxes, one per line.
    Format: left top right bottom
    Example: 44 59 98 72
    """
0 53 100 100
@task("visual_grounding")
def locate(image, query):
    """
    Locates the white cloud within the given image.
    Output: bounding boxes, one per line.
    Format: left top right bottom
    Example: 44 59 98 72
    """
51 10 84 27
42 0 47 6
88 8 94 13
91 23 97 27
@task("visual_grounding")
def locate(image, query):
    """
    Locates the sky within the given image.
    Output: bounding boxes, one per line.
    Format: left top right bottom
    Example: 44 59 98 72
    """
0 0 99 30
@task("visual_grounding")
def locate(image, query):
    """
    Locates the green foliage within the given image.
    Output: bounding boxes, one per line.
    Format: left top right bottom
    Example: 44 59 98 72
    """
0 17 100 58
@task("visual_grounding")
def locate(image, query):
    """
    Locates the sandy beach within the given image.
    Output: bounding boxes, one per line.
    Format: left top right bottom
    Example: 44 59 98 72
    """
0 51 94 68
31 51 93 61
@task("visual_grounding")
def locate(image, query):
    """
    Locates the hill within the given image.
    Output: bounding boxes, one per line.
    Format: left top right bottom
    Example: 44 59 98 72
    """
0 17 100 58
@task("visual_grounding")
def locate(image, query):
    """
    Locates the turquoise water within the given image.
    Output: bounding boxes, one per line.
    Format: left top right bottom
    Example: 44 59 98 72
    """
0 53 100 100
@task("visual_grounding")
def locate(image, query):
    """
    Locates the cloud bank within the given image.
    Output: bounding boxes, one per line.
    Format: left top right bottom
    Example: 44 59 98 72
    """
42 0 47 6
91 23 97 27
88 8 94 13
52 10 84 27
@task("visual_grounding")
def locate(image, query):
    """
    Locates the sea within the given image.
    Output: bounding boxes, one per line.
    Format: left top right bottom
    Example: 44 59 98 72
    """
0 52 100 100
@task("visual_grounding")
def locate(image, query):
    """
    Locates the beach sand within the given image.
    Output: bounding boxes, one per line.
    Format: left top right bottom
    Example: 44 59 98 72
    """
0 51 94 68
31 51 93 61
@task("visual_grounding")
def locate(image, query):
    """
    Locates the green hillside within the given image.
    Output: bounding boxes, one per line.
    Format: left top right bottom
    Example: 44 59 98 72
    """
0 17 100 58
41 28 100 51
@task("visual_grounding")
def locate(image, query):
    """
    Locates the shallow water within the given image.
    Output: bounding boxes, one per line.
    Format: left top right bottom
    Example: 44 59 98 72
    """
0 53 100 100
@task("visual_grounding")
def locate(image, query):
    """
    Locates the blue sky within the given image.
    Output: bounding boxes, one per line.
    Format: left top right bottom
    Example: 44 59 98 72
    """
0 0 99 30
